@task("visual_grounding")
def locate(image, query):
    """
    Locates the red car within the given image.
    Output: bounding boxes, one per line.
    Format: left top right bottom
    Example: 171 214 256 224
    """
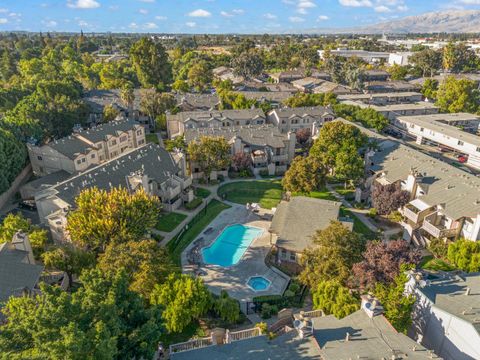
458 155 468 163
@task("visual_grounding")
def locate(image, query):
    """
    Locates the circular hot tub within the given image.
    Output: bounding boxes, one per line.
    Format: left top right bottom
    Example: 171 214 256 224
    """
247 276 271 292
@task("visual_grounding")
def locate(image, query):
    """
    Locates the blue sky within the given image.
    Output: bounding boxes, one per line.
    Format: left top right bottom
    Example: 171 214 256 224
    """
0 0 479 33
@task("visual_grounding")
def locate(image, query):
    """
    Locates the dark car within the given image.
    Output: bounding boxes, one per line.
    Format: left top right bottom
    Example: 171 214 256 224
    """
19 200 37 211
384 128 402 139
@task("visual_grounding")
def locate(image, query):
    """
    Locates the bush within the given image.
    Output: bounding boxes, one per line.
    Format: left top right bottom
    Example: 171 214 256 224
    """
287 282 300 294
447 239 480 272
214 290 241 323
252 295 283 303
261 303 278 319
368 208 378 218
283 290 295 298
185 197 203 210
255 322 268 334
429 238 449 259
259 169 269 177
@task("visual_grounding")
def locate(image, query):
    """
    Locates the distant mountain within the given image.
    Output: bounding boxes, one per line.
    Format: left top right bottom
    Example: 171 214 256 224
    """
300 10 480 34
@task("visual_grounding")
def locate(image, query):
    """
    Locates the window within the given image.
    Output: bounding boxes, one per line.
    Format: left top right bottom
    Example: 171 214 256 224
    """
120 135 127 142
458 140 464 146
97 143 102 149
37 155 43 161
111 140 117 146
76 160 81 165
420 127 424 132
91 154 95 159
81 158 86 163
290 252 296 261
138 139 145 145
136 130 142 136
477 147 480 153
281 249 287 258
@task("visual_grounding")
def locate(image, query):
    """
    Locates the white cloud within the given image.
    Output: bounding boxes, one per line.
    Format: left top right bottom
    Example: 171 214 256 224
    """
374 5 391 12
0 18 8 24
232 9 244 15
144 22 158 29
185 21 196 27
263 13 277 19
397 5 408 11
289 16 305 22
138 0 155 2
338 0 372 7
155 15 167 20
458 0 480 3
220 9 244 17
0 8 7 13
42 19 57 27
298 0 316 9
187 9 211 17
78 20 89 26
220 11 233 17
317 15 329 20
129 22 138 29
67 0 100 9
139 8 148 14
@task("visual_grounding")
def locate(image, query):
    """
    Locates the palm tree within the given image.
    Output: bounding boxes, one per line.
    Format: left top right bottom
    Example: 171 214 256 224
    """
120 83 135 110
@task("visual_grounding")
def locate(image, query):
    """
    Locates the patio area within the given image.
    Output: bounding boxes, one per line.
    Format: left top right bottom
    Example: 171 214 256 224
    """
181 203 290 306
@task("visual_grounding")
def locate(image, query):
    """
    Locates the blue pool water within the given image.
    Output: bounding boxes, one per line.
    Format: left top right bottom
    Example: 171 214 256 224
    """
202 224 264 267
247 276 271 291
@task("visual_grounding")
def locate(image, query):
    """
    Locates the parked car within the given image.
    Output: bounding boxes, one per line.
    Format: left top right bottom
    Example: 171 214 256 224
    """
19 200 37 211
457 155 468 163
438 145 452 153
384 128 402 139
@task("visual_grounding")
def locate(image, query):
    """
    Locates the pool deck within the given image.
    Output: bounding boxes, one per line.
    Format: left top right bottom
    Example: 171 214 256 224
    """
181 203 290 306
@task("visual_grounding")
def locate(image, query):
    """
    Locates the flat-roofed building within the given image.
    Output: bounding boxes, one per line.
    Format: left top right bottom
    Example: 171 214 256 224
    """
318 49 390 64
364 80 418 93
340 100 439 120
337 91 424 105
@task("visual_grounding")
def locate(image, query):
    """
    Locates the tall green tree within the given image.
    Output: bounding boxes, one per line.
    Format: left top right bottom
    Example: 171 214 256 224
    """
436 76 480 114
130 38 172 89
284 92 337 108
447 239 480 272
139 91 176 130
187 136 231 182
0 213 47 258
312 280 359 319
187 60 212 92
66 187 160 252
231 50 264 80
282 156 326 194
410 49 442 77
150 274 211 333
420 78 438 100
214 290 241 323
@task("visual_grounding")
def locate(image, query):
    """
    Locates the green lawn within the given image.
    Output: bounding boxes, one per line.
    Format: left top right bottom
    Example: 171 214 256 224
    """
146 133 159 144
156 212 187 232
168 200 231 265
296 187 337 201
420 256 456 271
341 207 377 240
194 187 211 199
159 320 204 347
217 180 283 209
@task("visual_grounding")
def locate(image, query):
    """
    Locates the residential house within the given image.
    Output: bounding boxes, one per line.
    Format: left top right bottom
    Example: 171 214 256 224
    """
167 109 266 138
364 80 418 93
174 93 220 112
27 119 146 177
312 81 357 95
269 69 330 83
267 106 335 136
234 91 293 108
291 77 323 93
212 66 244 85
410 73 480 89
393 113 480 169
0 232 44 306
365 142 480 246
35 144 193 243
339 100 439 120
269 196 353 265
83 89 154 129
406 271 480 360
337 92 424 105
238 81 297 93
184 124 296 178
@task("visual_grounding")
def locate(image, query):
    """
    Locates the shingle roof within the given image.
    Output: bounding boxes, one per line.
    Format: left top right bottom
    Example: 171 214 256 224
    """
83 89 147 112
270 196 342 253
313 310 438 359
168 109 266 124
234 91 293 102
40 144 180 208
419 271 480 334
0 243 44 303
337 92 423 101
267 106 333 121
174 93 220 110
184 124 288 149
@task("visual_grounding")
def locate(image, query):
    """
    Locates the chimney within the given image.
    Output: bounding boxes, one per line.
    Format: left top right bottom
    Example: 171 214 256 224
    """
345 332 350 342
465 287 471 296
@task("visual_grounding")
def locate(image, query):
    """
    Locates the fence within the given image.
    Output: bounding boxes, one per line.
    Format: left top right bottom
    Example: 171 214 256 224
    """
226 327 262 343
169 336 213 354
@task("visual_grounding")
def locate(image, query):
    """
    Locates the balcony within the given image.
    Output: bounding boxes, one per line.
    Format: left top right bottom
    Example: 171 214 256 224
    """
400 204 421 223
422 213 458 239
272 154 288 162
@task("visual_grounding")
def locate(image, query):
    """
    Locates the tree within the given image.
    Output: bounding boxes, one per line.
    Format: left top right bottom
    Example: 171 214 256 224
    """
295 128 311 145
309 121 367 181
312 280 359 319
388 64 409 80
284 92 337 108
103 104 120 122
447 239 480 272
42 245 95 288
120 83 135 109
165 136 186 152
66 187 160 252
130 37 172 89
352 240 421 290
214 290 241 323
435 76 480 114
140 91 176 129
299 221 365 287
333 103 389 131
410 49 442 77
231 151 252 172
421 78 438 100
187 136 231 182
443 42 479 73
172 79 190 93
187 60 212 92
375 267 416 334
0 129 27 194
98 239 176 299
0 213 47 258
150 274 211 333
282 156 326 194
371 182 410 215
231 50 264 80
0 269 162 359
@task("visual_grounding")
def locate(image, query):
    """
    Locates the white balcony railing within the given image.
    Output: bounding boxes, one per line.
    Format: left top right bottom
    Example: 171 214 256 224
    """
226 327 262 343
169 337 213 354
401 206 420 223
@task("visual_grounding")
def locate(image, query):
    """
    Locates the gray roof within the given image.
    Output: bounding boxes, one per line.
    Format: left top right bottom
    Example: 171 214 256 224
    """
267 106 334 121
235 91 293 102
41 144 180 208
365 80 417 92
175 93 220 111
313 81 355 94
0 243 44 303
83 89 147 112
170 332 322 360
239 81 297 93
184 124 289 149
397 113 480 147
313 310 438 359
169 109 265 124
337 92 423 101
47 118 140 159
410 73 480 86
370 142 480 220
341 101 438 112
270 197 342 252
419 271 480 333
291 77 323 88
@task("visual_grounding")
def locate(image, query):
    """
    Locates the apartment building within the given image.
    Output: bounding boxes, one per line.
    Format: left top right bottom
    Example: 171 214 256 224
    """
318 49 390 64
184 124 295 178
366 142 480 246
234 91 293 108
364 80 418 93
337 91 424 105
340 100 439 120
393 113 480 169
166 109 266 138
174 93 220 112
406 271 480 360
28 119 146 177
266 106 335 136
35 144 193 243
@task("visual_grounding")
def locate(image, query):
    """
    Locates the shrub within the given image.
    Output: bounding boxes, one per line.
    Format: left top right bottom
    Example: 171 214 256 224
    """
255 322 268 334
214 290 241 323
429 238 449 259
259 169 269 177
261 303 278 319
371 183 410 215
287 282 300 294
368 208 378 218
283 290 295 298
185 197 203 210
447 239 480 272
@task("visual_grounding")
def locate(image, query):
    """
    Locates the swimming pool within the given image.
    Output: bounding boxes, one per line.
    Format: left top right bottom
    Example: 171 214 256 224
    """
247 276 271 291
202 224 264 267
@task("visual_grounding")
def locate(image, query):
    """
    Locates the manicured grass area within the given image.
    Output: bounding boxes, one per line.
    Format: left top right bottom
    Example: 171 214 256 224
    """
168 199 231 265
420 256 456 271
217 180 283 209
298 187 337 201
334 186 356 201
159 320 204 347
341 207 377 240
146 133 159 144
194 187 211 199
185 197 203 210
156 212 187 232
